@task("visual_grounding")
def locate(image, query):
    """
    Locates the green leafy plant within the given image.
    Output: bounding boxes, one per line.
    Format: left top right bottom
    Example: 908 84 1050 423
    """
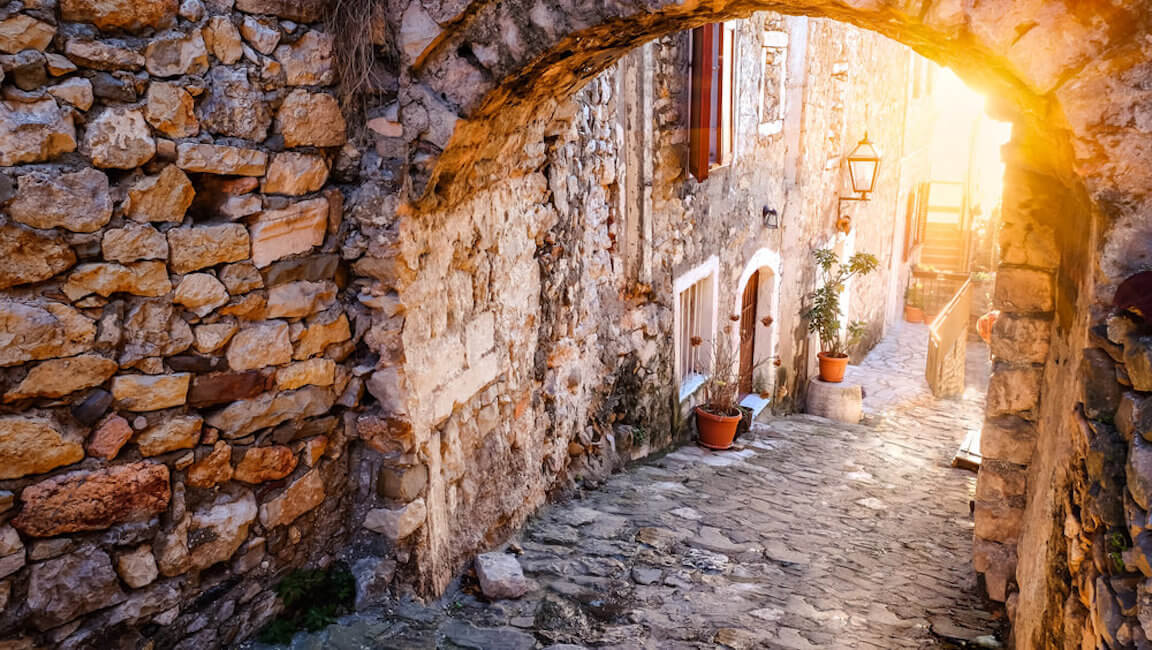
802 249 880 357
632 426 648 446
904 280 924 309
259 565 356 644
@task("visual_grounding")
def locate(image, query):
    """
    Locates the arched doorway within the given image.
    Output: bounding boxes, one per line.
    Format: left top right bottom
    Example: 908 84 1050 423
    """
735 251 780 401
350 2 1148 647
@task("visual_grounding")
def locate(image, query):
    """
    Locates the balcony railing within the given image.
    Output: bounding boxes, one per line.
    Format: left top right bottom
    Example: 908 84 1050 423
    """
926 278 972 398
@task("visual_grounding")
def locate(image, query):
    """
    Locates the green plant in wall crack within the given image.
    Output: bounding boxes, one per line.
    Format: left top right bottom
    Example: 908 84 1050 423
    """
258 564 356 644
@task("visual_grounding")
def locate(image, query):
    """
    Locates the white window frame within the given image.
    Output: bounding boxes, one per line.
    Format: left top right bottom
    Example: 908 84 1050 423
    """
674 256 720 401
759 28 788 136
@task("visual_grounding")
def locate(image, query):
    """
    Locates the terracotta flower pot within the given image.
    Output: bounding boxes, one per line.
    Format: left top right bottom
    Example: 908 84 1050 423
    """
695 406 741 450
817 351 849 383
903 305 924 323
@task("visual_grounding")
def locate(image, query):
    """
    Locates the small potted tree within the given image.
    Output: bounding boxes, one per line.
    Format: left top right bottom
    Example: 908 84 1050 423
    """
803 249 879 383
904 280 925 323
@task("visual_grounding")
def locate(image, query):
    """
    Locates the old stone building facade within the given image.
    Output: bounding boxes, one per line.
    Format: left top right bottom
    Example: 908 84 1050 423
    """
0 0 940 647
0 0 1150 648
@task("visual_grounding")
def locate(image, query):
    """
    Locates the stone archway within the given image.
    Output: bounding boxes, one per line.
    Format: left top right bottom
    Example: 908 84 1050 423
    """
367 2 1152 648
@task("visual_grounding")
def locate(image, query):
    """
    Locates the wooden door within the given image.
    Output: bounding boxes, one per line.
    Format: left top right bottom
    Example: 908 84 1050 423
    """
738 271 759 394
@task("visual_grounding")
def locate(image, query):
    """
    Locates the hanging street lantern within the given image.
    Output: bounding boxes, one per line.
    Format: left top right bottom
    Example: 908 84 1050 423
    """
837 133 882 233
845 133 881 199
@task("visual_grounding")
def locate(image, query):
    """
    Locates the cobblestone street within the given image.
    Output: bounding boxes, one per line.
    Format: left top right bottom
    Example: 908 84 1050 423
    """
287 324 1001 649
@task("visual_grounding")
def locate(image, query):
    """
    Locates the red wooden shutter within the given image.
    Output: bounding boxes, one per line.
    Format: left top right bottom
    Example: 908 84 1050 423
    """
689 25 714 182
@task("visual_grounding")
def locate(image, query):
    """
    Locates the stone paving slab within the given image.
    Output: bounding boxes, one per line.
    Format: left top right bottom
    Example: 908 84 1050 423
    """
273 326 1000 649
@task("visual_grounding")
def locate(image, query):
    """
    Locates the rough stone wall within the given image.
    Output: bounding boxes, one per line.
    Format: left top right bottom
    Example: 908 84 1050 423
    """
0 3 929 648
0 1 366 647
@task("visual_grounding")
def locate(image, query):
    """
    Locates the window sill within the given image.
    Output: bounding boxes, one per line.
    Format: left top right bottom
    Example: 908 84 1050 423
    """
679 373 709 403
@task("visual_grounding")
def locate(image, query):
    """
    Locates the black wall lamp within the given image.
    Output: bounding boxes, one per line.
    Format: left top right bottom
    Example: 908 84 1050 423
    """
762 206 779 229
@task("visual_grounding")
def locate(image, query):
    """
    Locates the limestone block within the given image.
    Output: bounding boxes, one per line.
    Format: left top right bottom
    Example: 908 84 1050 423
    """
158 489 257 576
265 280 337 318
133 415 202 456
11 462 170 537
973 501 1025 544
110 373 191 411
0 299 95 367
62 261 171 300
465 312 496 365
258 469 324 529
60 0 178 32
125 164 195 223
227 320 292 371
119 301 194 364
293 313 351 359
1082 348 1123 420
187 440 234 488
986 366 1042 416
235 0 326 22
276 358 335 390
262 151 329 195
204 16 243 64
276 90 346 148
275 30 334 86
1131 434 1152 511
189 370 269 406
363 498 426 540
219 262 264 294
26 549 126 630
145 82 199 138
474 552 532 600
973 538 1017 603
249 197 328 267
63 38 144 71
174 273 230 317
981 417 1038 465
399 2 439 63
377 464 428 502
86 414 133 460
115 545 158 589
176 142 267 175
233 445 297 483
145 29 208 78
0 223 76 290
45 53 77 76
994 268 1054 313
240 15 280 54
7 167 111 233
193 320 239 354
84 107 155 169
975 461 1028 502
206 385 333 437
0 97 73 162
47 78 94 111
168 223 250 273
4 354 117 402
805 378 862 424
1118 393 1152 443
990 314 1051 364
0 15 55 54
0 416 84 480
197 65 272 141
102 224 168 263
1126 337 1152 393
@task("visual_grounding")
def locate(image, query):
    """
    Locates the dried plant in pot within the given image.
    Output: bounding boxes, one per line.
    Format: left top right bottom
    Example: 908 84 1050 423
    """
802 248 879 383
691 330 769 450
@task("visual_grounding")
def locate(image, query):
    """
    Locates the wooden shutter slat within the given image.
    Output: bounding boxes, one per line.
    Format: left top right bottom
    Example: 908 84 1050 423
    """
689 25 715 182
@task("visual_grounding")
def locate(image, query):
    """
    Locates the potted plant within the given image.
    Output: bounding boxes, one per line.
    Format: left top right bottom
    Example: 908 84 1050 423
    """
753 370 771 399
691 331 767 450
904 280 925 323
802 249 879 383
